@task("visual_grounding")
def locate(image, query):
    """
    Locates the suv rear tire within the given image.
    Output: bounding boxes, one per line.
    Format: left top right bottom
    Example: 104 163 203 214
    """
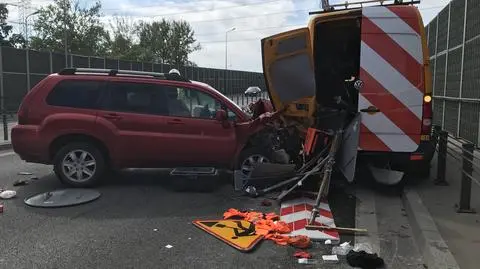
53 142 106 187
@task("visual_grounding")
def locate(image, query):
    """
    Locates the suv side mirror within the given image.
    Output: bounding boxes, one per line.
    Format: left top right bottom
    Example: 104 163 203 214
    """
215 109 227 121
215 109 231 128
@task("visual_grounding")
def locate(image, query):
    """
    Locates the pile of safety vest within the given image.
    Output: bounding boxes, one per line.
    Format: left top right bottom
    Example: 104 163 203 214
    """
223 208 310 248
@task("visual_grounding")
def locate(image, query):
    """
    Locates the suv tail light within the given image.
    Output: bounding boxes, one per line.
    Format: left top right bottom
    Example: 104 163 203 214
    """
421 94 432 134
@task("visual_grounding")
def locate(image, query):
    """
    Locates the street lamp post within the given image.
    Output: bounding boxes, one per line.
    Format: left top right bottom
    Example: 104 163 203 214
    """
225 27 235 94
25 10 40 48
63 4 68 67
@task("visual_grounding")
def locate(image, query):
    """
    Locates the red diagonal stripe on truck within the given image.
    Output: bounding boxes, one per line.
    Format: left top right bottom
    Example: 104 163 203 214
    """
359 124 391 151
360 68 421 141
362 17 424 90
386 6 421 35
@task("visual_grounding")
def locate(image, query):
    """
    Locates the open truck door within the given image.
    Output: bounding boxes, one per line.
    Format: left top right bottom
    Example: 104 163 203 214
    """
261 28 316 118
338 113 361 182
358 6 424 152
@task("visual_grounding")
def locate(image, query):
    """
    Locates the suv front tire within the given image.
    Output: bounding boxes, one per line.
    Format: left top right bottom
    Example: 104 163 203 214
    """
53 142 106 187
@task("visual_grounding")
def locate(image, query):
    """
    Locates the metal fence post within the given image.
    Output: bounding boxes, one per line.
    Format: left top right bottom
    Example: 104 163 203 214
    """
432 125 442 147
435 130 448 185
457 142 476 213
2 113 7 141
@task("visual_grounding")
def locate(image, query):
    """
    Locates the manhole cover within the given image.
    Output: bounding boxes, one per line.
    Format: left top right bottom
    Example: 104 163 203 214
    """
24 189 101 208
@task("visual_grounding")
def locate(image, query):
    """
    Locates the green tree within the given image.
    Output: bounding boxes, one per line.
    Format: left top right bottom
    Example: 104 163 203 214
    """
136 19 200 65
107 16 142 60
30 0 110 55
0 4 26 48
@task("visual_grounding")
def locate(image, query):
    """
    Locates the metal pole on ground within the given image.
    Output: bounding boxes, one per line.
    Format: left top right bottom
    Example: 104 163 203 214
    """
435 130 448 186
457 142 476 213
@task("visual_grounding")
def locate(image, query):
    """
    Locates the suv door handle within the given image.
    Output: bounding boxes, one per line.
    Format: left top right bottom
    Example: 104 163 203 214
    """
167 119 184 125
102 113 122 120
360 106 380 113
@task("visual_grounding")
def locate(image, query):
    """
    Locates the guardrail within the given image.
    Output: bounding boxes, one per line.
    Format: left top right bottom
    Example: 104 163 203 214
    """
433 125 478 214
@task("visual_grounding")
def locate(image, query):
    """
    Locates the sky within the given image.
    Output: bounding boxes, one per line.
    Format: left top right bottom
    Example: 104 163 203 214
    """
3 0 451 72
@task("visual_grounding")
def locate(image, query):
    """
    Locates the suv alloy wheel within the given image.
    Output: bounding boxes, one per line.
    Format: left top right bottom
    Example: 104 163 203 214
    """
53 142 106 187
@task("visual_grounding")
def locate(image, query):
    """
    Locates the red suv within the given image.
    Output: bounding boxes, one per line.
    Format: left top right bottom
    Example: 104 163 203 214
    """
12 68 287 187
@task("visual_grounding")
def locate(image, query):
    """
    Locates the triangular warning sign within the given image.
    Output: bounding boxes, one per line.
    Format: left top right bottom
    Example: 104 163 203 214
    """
193 219 263 252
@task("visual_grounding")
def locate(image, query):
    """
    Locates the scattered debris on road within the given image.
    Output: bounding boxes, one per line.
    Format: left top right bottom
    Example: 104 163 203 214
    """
306 224 368 234
13 179 29 186
332 241 353 255
297 258 320 265
0 190 16 199
24 189 101 208
18 172 33 176
193 219 263 252
322 254 339 263
293 250 311 259
346 250 384 269
165 245 173 249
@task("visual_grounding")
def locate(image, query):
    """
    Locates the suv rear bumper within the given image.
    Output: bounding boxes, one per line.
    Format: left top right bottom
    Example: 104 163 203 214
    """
11 125 50 164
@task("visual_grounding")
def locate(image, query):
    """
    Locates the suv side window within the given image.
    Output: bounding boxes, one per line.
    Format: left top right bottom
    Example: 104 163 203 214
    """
46 80 104 109
106 81 169 115
165 86 221 119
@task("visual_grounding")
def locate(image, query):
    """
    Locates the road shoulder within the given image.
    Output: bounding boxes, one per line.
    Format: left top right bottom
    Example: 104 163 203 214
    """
402 187 460 269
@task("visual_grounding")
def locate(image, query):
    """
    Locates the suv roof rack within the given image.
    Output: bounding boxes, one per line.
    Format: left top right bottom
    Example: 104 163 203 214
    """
310 0 420 15
58 68 191 83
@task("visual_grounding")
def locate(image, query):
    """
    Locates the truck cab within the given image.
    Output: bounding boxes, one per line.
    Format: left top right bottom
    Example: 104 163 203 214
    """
261 0 434 181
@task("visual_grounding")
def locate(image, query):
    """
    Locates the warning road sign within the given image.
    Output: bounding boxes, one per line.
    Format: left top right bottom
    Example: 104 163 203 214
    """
193 219 263 252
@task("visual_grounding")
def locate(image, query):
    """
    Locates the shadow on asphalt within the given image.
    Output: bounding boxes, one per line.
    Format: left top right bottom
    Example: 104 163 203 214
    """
11 169 248 220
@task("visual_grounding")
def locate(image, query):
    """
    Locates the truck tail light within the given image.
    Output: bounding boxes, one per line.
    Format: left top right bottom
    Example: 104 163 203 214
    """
422 94 432 135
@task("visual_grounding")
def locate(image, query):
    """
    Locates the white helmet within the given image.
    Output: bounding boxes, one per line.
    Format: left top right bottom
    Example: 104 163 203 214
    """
169 69 180 75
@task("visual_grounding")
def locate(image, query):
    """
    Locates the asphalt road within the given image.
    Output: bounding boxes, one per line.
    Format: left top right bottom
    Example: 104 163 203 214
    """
0 149 425 269
0 150 357 269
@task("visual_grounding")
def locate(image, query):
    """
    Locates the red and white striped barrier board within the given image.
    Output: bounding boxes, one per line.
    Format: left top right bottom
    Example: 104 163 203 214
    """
280 196 340 242
358 6 424 152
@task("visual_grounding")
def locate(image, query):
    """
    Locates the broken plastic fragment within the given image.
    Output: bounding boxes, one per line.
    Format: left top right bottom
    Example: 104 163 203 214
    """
165 245 173 249
0 190 16 199
322 255 339 263
13 179 29 187
18 172 33 175
293 250 312 259
353 242 374 254
332 242 353 256
297 258 319 265
153 229 158 232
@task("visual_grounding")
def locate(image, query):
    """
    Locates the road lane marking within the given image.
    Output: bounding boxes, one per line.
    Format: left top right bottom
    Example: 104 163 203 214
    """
0 151 15 157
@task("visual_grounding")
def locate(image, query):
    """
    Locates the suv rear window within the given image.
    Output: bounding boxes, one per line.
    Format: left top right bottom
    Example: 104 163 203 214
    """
46 80 104 109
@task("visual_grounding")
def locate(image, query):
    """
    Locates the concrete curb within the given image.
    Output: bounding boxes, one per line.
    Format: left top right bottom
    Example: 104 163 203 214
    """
0 142 12 151
402 188 460 269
